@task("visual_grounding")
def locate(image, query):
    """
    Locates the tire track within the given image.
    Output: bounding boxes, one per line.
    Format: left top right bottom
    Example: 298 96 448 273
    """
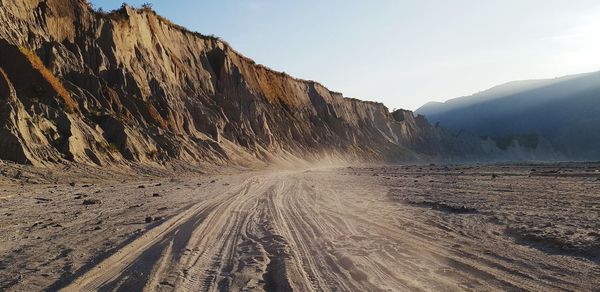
60 169 600 292
60 177 261 291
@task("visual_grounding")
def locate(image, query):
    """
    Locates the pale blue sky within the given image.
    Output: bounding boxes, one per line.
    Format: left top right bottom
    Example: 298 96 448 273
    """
90 0 600 110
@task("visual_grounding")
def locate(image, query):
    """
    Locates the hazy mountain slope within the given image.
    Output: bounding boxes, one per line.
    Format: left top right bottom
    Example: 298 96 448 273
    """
0 0 490 167
416 72 600 160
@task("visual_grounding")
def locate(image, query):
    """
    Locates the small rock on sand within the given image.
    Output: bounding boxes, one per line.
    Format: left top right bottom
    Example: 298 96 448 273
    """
74 193 88 199
82 199 102 205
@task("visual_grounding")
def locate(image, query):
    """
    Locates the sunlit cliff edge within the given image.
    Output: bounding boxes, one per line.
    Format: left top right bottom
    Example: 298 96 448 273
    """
0 0 552 167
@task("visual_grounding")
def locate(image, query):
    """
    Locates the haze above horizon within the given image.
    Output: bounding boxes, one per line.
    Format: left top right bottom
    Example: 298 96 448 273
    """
90 0 600 110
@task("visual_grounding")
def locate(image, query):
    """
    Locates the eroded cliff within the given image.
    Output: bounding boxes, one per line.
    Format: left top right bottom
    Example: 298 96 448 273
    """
0 0 482 167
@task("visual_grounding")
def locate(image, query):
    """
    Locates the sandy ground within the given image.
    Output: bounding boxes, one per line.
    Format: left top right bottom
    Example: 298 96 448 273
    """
0 162 599 291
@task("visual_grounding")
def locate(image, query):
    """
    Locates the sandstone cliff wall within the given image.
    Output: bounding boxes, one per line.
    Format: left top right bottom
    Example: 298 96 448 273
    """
0 0 484 166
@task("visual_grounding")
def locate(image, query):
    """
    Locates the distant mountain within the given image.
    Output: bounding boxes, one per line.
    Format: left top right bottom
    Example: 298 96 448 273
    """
416 71 600 160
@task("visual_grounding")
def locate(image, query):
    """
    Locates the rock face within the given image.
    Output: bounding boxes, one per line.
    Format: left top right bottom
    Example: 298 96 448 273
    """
0 0 484 166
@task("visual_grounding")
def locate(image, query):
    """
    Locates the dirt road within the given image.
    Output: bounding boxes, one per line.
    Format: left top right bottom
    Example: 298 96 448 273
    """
1 164 599 291
57 167 599 291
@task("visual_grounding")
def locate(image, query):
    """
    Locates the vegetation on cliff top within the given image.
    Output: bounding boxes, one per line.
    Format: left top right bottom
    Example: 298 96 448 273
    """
86 2 220 41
